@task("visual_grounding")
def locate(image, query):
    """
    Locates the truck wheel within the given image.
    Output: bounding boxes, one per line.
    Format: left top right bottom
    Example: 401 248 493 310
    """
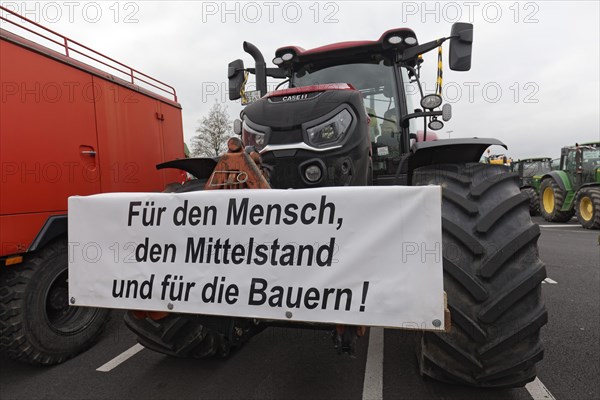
575 187 600 229
521 187 540 216
0 240 110 365
413 163 547 388
540 178 574 222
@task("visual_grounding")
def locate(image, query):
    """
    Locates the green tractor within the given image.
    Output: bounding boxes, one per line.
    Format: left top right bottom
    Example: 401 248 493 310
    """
539 142 600 229
512 157 553 216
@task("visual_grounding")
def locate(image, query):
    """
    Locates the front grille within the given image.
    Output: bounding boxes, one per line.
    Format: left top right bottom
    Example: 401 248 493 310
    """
268 128 303 144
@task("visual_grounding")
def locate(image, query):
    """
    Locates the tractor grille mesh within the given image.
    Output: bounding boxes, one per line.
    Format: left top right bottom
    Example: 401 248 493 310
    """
268 128 303 144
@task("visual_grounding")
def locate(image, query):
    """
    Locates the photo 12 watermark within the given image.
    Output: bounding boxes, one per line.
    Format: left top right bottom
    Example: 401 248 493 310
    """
2 81 141 104
398 1 540 24
0 1 141 24
199 79 541 105
1 161 141 185
200 1 340 24
411 81 541 104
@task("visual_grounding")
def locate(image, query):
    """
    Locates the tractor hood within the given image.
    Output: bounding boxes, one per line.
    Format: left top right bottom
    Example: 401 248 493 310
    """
243 84 363 130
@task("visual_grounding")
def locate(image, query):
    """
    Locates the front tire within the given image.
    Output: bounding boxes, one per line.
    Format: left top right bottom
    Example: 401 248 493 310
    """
0 241 110 365
413 163 547 388
124 179 259 359
124 312 259 359
575 187 600 229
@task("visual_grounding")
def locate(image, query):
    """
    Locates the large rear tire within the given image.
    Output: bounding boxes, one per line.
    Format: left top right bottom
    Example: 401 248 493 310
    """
540 178 574 222
575 187 600 229
413 163 547 388
0 241 110 365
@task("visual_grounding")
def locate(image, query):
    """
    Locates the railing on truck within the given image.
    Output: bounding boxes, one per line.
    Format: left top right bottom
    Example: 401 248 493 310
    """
0 5 177 102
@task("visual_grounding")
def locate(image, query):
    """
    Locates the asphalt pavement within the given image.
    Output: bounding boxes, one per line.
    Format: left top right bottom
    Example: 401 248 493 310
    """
1 216 598 400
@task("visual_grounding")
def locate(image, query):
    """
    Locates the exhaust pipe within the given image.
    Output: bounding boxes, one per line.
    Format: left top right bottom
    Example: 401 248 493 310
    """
243 41 267 97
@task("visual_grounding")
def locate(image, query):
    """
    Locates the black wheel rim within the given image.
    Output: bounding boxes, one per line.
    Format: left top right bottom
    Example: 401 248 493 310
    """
45 269 98 334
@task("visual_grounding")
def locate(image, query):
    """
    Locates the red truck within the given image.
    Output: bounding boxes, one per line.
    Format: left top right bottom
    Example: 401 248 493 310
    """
0 6 185 364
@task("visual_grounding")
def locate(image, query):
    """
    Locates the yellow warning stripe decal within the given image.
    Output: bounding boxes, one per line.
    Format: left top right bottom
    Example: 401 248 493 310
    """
435 46 443 96
240 70 249 104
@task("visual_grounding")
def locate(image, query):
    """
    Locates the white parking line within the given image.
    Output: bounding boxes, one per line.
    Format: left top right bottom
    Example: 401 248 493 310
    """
526 377 556 400
362 327 384 400
96 343 145 372
538 225 579 228
543 278 558 284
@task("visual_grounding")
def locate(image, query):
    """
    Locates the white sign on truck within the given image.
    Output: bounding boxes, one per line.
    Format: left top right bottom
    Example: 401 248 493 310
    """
68 186 444 330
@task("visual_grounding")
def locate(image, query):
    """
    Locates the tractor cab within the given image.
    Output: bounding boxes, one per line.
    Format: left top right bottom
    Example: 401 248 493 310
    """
227 23 499 188
515 157 552 187
560 143 600 186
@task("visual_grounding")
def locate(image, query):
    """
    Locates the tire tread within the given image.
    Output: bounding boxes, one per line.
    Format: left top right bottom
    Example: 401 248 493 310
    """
413 163 547 388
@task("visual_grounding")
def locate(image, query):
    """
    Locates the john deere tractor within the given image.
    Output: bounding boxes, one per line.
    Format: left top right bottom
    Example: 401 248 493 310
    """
125 23 547 388
512 157 553 215
539 142 600 229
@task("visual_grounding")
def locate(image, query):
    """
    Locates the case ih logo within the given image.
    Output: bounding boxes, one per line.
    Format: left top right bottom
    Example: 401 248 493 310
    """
283 94 308 101
270 92 320 103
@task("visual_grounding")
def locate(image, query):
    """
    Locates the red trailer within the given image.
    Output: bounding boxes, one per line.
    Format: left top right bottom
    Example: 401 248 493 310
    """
0 6 185 364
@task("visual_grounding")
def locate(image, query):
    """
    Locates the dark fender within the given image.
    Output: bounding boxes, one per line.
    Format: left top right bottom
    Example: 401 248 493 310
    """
406 138 507 184
29 215 67 252
156 157 218 180
540 171 570 192
580 182 600 190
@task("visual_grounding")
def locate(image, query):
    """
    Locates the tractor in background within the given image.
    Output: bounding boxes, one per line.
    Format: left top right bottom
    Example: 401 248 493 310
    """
512 157 553 215
489 154 511 166
539 142 600 229
125 23 548 388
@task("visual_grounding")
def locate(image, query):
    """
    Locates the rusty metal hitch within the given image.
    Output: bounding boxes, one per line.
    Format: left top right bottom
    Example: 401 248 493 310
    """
204 137 270 190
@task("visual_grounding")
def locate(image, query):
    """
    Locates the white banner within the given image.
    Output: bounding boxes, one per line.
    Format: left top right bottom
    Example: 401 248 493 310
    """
68 186 444 330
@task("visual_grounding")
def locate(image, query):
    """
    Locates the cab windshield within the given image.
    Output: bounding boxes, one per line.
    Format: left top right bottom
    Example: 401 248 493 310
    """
582 147 599 164
581 147 600 175
523 160 552 177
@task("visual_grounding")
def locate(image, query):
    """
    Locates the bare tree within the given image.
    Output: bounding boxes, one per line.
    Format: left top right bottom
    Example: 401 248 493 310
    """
191 102 232 157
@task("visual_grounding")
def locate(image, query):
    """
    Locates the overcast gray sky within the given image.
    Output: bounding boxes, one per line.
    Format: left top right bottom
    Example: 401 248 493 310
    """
3 0 598 159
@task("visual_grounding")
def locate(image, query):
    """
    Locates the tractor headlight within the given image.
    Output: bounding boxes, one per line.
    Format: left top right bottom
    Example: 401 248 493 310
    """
306 109 353 148
404 37 417 46
242 121 266 151
387 35 402 45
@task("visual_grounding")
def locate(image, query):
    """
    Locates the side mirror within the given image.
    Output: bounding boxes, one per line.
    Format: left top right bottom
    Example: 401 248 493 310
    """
228 59 245 101
449 22 473 71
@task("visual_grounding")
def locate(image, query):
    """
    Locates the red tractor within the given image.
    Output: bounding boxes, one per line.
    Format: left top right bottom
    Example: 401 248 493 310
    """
125 24 547 388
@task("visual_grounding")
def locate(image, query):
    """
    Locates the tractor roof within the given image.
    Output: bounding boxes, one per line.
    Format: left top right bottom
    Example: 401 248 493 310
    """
518 157 552 162
274 28 417 66
564 142 599 150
